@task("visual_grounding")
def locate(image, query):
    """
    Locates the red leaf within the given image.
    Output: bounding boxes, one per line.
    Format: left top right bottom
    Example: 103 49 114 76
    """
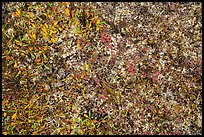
152 77 156 81
84 76 89 81
87 42 91 46
107 36 111 41
142 71 147 76
52 6 55 11
127 63 135 74
102 88 107 96
101 94 106 99
100 36 106 43
108 45 112 50
156 71 160 76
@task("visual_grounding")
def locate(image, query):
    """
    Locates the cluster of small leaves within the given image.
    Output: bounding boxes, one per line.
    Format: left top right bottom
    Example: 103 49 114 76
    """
90 2 202 135
2 2 105 135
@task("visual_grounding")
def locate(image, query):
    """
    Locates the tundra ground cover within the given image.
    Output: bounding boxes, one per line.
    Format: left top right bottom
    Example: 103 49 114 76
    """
2 2 202 135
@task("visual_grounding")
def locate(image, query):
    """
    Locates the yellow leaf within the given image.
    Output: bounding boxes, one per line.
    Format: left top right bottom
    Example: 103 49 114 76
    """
52 30 58 34
32 131 38 135
59 113 66 118
2 132 8 135
96 26 99 31
84 114 89 119
2 100 8 106
44 23 48 29
15 40 21 45
65 8 70 15
75 21 79 26
21 53 25 56
58 27 63 31
28 46 33 51
47 14 51 19
102 120 106 123
3 113 7 117
16 70 21 77
93 119 99 123
43 46 48 51
43 13 47 16
12 113 17 121
53 21 58 27
82 87 86 97
51 37 58 43
32 33 36 40
41 32 48 39
49 30 57 35
41 27 47 34
10 122 17 126
29 12 34 18
77 45 83 50
49 31 53 36
16 9 21 17
85 63 89 71
88 23 92 28
28 119 32 123
96 19 100 25
51 21 58 30
39 51 43 54
14 62 18 68
81 71 86 79
31 23 36 28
